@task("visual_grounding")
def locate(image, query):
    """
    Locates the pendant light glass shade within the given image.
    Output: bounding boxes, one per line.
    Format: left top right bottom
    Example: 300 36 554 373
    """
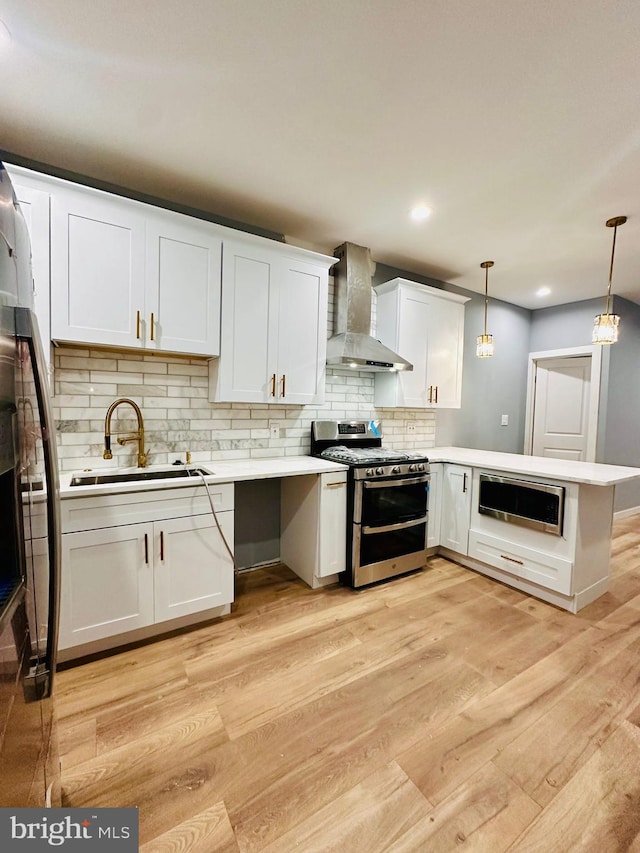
592 312 620 344
476 261 494 358
592 216 626 345
476 333 494 357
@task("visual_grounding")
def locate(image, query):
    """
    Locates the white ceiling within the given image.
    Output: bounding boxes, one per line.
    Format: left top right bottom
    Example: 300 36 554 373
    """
1 0 640 309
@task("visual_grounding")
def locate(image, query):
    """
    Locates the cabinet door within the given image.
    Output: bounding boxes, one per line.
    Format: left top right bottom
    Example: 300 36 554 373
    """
440 465 472 554
427 298 466 408
426 463 443 549
59 524 154 649
50 185 146 348
396 289 431 407
145 211 222 356
276 257 327 404
317 474 347 577
214 241 278 402
153 513 234 622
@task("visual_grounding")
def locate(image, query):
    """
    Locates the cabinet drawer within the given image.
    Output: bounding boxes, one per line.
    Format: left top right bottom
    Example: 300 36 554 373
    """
468 529 573 595
62 483 234 532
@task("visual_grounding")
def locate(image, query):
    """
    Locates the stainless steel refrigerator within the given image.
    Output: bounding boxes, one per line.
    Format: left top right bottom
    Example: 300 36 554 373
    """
0 162 61 806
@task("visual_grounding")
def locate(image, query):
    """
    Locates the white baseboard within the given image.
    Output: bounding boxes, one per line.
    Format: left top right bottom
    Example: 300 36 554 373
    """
614 505 640 520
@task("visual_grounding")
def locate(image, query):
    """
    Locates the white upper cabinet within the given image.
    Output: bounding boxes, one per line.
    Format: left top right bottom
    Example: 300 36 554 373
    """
51 183 147 349
374 278 469 409
9 166 223 357
209 238 335 404
145 210 221 356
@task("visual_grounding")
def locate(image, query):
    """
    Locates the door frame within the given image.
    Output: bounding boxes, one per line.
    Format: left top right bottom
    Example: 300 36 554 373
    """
524 345 602 461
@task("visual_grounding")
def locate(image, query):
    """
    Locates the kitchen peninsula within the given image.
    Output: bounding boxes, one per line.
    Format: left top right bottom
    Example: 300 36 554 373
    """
426 447 640 614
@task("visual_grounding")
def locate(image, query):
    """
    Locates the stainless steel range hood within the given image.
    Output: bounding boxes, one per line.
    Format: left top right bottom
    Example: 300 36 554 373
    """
326 242 413 372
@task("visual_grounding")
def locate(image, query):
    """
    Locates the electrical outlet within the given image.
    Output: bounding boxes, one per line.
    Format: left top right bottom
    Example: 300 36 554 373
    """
501 414 509 426
269 421 280 439
406 422 416 433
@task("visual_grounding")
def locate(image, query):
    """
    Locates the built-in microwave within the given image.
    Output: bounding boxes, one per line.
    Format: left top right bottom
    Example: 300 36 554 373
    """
478 473 565 536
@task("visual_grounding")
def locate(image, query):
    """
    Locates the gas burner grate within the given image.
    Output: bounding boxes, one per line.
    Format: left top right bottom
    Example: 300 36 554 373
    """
320 446 419 464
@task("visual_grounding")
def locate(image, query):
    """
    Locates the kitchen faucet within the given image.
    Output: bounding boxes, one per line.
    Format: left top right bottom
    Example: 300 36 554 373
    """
103 398 148 468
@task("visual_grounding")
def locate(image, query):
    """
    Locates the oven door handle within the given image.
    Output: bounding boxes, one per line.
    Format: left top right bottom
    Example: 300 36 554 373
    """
362 515 427 535
363 475 430 489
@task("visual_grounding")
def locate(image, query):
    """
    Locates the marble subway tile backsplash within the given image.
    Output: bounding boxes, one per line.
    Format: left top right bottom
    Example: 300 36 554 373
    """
52 347 436 472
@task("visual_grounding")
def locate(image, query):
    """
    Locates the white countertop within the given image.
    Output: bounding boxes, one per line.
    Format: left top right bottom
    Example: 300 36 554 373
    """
58 447 640 498
59 456 348 499
426 446 640 486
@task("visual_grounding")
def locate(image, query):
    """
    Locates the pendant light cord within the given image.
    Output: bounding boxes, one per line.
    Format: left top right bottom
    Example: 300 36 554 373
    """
605 223 618 315
480 260 493 336
483 265 489 335
603 215 627 316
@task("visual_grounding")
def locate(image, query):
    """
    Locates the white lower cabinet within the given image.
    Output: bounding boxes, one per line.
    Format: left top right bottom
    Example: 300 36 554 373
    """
317 474 347 578
59 485 234 655
426 463 442 549
154 513 234 622
281 471 347 588
467 529 573 595
440 464 472 554
60 523 155 649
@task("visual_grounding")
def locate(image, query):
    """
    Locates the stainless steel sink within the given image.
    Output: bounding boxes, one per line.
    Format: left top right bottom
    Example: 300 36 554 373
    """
69 466 212 487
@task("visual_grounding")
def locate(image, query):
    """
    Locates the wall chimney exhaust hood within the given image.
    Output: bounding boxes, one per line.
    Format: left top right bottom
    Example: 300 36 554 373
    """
326 242 413 372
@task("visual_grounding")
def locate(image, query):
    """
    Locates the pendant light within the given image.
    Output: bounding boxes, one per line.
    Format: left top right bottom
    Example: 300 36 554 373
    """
592 215 627 345
476 260 494 358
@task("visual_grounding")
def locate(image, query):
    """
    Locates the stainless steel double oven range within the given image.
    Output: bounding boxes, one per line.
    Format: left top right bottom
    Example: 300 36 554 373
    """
311 420 430 588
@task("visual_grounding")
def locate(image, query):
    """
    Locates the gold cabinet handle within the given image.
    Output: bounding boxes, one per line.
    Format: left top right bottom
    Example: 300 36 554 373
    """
271 373 277 397
501 554 524 566
150 312 155 341
427 386 433 404
281 374 286 397
326 481 346 489
434 385 438 404
136 310 141 339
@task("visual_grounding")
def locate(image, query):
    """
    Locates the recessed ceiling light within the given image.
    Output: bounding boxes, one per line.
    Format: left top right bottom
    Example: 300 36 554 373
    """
0 20 11 51
536 286 551 297
410 205 432 223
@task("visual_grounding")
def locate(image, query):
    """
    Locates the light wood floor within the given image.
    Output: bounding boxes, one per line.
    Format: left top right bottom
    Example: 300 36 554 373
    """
56 516 640 852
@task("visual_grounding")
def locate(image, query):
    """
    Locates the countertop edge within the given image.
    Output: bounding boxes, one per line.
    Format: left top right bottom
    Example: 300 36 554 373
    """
59 456 348 499
426 447 640 486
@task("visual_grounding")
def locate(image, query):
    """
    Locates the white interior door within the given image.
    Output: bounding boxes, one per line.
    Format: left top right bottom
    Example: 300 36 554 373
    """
531 356 592 460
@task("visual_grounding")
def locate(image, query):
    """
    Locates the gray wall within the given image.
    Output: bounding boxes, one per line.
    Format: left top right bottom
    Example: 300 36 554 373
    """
436 294 531 452
529 296 605 351
604 297 640 510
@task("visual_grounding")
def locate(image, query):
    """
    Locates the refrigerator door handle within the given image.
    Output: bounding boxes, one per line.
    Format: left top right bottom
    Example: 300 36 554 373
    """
16 308 61 700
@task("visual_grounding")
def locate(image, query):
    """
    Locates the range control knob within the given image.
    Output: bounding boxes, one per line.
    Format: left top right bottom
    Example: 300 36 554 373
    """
418 463 425 472
392 466 401 474
375 467 384 475
365 468 374 476
408 464 416 472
